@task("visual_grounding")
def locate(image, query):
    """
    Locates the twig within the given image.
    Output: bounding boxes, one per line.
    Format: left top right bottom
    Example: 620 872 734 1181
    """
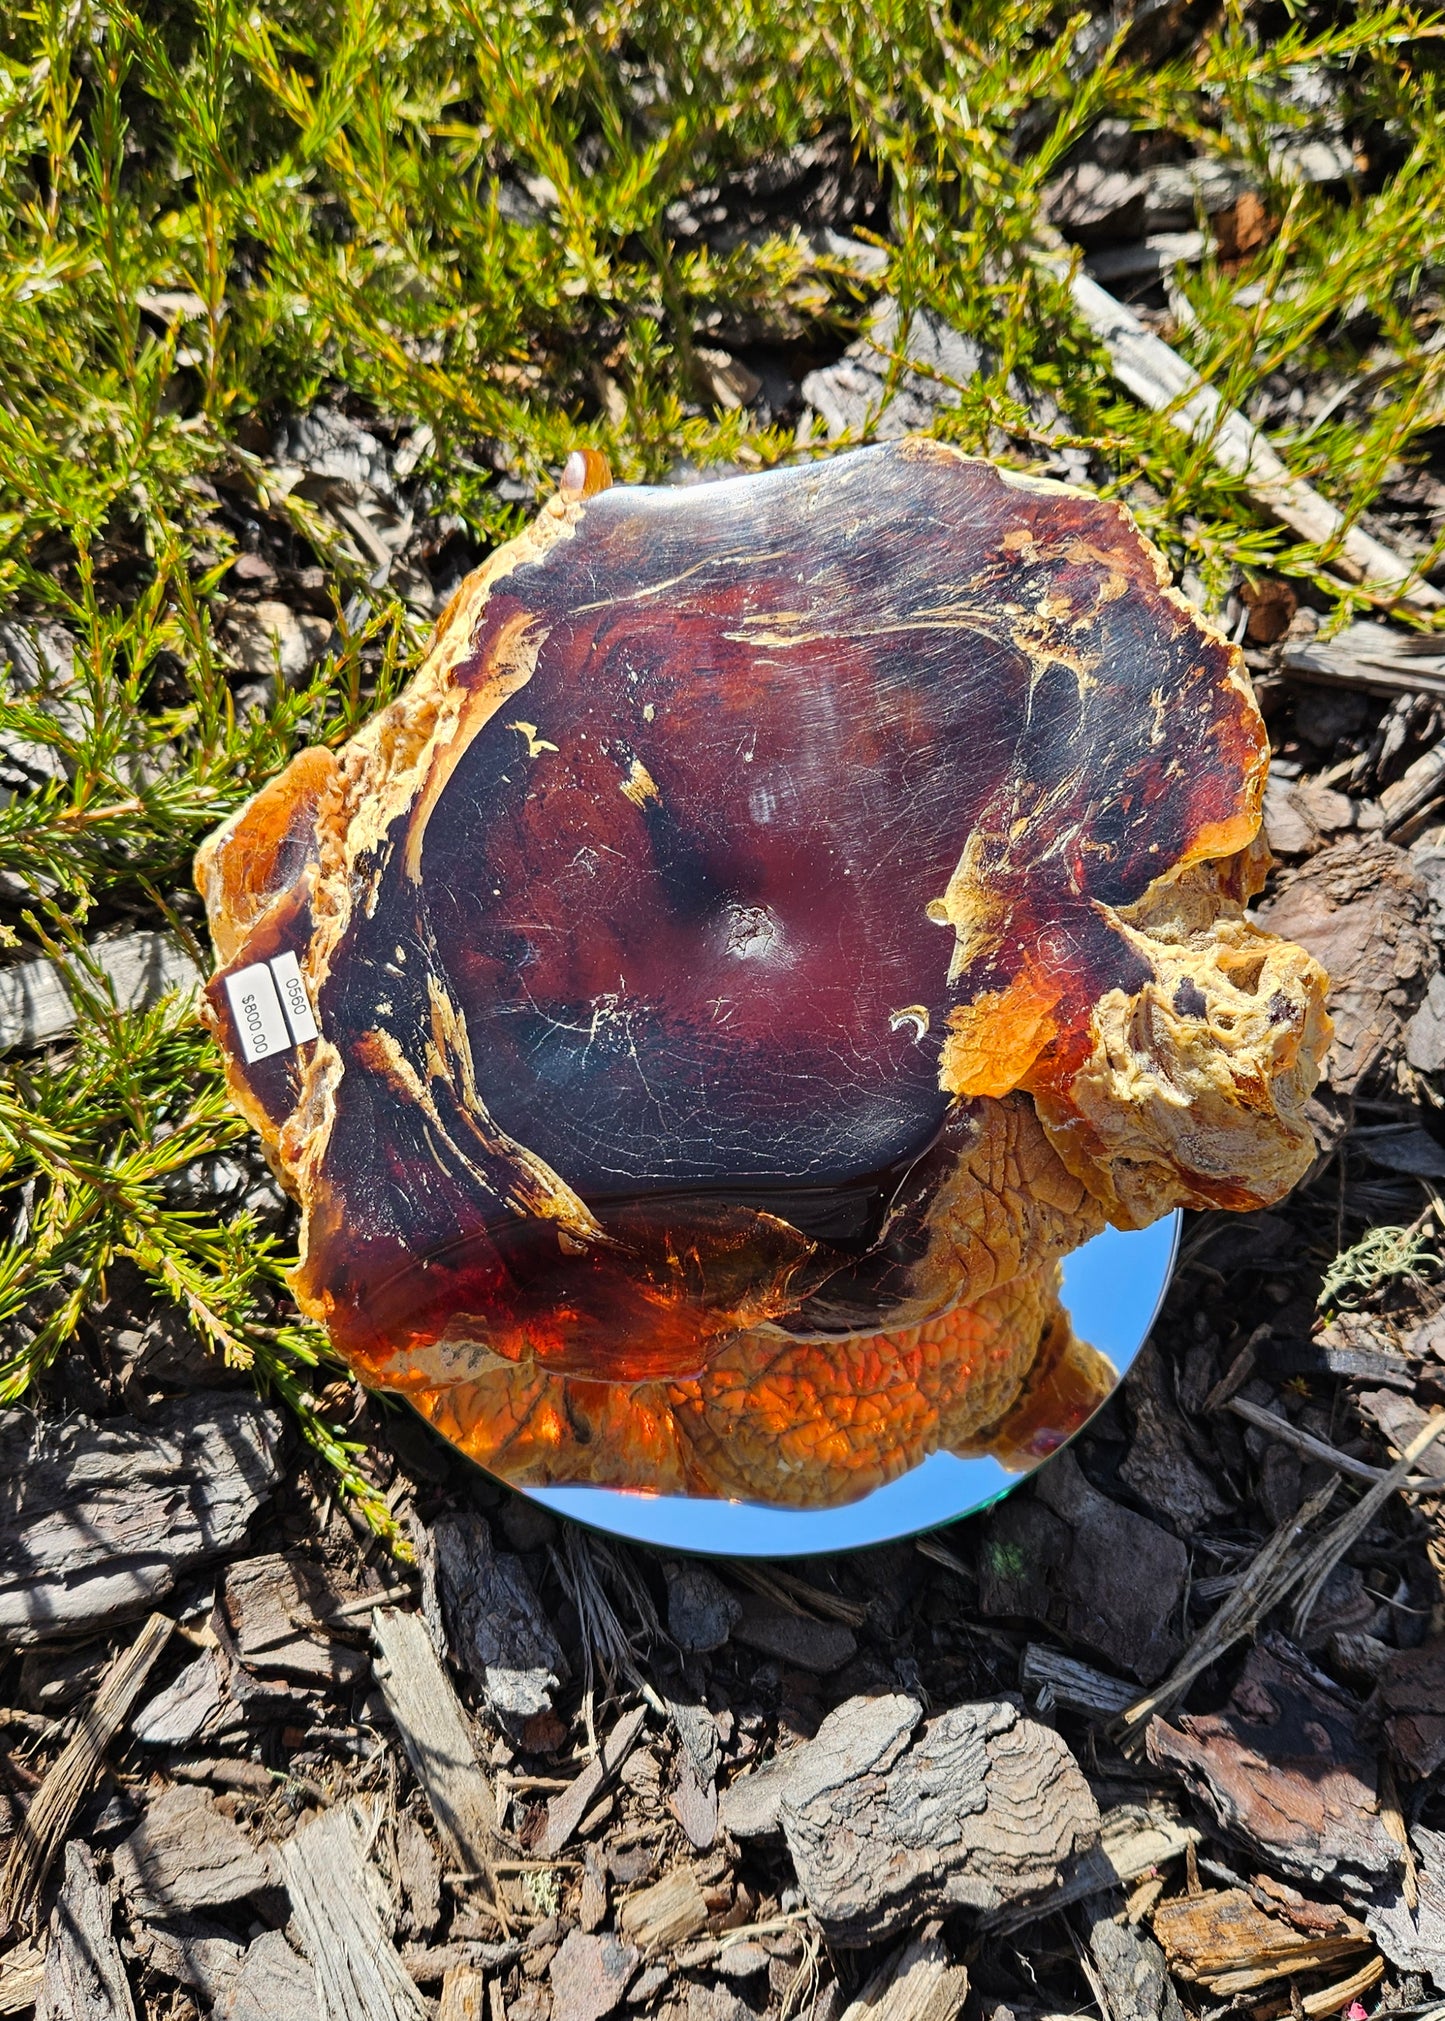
1045 243 1444 619
1290 1412 1445 1634
1229 1394 1445 1491
1114 1481 1339 1750
0 1611 173 1935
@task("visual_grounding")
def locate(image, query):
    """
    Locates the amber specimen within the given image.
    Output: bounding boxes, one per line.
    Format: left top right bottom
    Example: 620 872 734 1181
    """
196 440 1330 1508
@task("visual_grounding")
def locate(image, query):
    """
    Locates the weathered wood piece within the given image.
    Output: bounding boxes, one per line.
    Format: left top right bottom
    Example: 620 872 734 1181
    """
1060 261 1442 616
36 1840 136 2021
539 1704 649 1858
981 1450 1186 1684
1082 1897 1185 2021
836 1925 968 2021
112 1783 277 1914
779 1699 1099 1944
1259 837 1435 1093
221 1552 369 1689
617 1868 710 1953
0 931 200 1054
1372 1640 1445 1777
1152 1883 1371 1994
548 1930 640 2021
1367 1823 1445 1990
1117 1342 1230 1528
280 1800 431 2021
1282 623 1445 703
1147 1640 1399 1894
215 1931 320 2021
719 1693 919 1841
421 1511 567 1748
0 1611 172 1935
438 1965 488 2021
1019 1645 1136 1720
0 1395 282 1645
0 1940 45 2017
371 1607 498 1880
131 1648 229 1749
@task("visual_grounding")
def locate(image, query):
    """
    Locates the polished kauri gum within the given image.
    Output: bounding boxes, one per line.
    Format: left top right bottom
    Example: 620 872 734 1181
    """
196 439 1331 1509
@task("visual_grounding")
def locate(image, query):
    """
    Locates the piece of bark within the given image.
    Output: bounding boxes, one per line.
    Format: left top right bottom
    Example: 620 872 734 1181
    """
781 1699 1099 1945
663 1564 740 1655
1257 837 1435 1092
1282 623 1445 702
371 1607 498 1880
1372 1639 1445 1777
1082 1896 1184 2021
1358 1389 1445 1482
538 1704 648 1859
1147 1639 1398 1894
35 1840 136 2021
1059 263 1441 616
719 1693 919 1840
131 1649 228 1748
281 1799 430 2021
215 1930 320 2021
112 1783 277 1914
1367 1823 1445 1990
1152 1884 1369 1993
549 1932 639 2021
0 1395 282 1645
731 1597 856 1676
665 1692 719 1851
221 1553 370 1689
982 1450 1186 1684
1019 1645 1136 1720
421 1511 567 1748
400 1942 522 1986
0 932 201 1054
836 1925 968 2021
618 1869 710 1953
0 1611 172 1936
440 1965 488 2021
1118 1343 1230 1528
130 1912 247 2004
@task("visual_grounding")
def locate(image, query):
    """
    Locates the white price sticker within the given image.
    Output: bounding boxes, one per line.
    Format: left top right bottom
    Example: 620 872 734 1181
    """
224 962 291 1064
268 950 320 1045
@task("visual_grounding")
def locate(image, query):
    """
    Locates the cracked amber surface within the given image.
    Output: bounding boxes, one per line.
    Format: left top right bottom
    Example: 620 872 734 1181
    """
196 440 1331 1509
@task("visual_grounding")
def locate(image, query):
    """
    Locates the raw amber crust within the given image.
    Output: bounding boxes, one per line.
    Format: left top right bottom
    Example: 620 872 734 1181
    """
196 439 1330 1508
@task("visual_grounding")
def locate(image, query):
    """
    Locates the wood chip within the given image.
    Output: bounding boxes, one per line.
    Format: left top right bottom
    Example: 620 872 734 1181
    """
1373 1640 1445 1777
1152 1884 1370 1993
1281 623 1445 702
982 1800 1201 1936
538 1704 648 1859
439 1965 488 2021
280 1799 431 2021
420 1512 568 1749
662 1563 740 1655
1083 1899 1185 2021
0 1396 282 1646
549 1931 639 2021
1367 1823 1445 1990
0 1940 45 2018
781 1699 1099 1945
215 1930 320 2021
836 1925 968 2021
617 1868 709 1953
1020 1644 1136 1721
222 1553 370 1689
719 1693 919 1841
371 1607 499 1886
1148 1639 1399 1893
732 1596 856 1675
982 1450 1187 1684
36 1840 136 2021
112 1782 277 1914
0 1610 172 1936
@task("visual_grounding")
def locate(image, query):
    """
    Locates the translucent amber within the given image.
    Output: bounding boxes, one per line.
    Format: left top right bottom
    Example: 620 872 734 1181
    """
196 441 1330 1507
